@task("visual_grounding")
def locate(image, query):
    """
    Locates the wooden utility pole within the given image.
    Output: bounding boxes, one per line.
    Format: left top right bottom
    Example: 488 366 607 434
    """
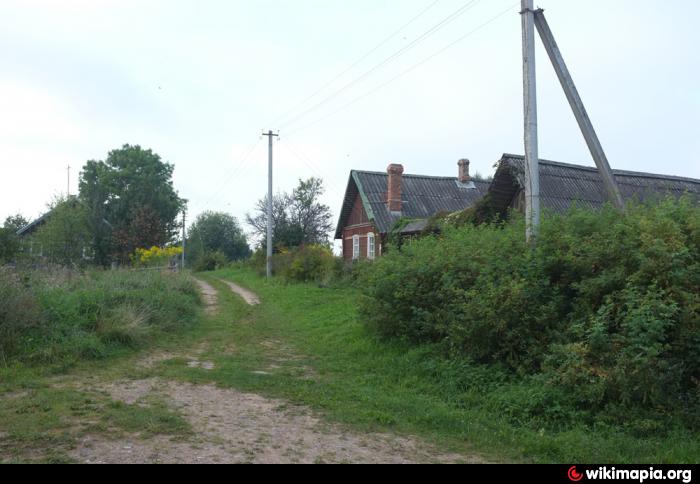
521 0 540 243
67 165 71 197
262 130 279 279
182 209 186 271
533 9 625 211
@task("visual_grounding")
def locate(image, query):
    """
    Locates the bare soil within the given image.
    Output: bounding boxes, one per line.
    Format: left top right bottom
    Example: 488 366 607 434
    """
194 278 219 313
218 279 260 305
70 379 480 464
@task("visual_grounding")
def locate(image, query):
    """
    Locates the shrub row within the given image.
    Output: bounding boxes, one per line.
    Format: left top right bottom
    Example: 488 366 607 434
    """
358 198 700 423
251 244 345 284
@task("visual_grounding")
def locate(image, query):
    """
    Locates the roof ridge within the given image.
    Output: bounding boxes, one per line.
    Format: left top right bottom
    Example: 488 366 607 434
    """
353 169 476 181
501 154 700 183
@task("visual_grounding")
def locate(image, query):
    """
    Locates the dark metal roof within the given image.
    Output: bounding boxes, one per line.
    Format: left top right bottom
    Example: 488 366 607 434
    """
400 219 430 234
492 154 700 213
335 170 490 237
16 212 50 237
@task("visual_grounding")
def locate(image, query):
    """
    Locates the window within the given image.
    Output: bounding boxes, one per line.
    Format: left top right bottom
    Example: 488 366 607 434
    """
352 234 360 260
367 233 375 260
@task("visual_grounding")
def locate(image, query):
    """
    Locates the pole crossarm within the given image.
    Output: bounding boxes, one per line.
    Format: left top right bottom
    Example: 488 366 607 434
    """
533 9 625 211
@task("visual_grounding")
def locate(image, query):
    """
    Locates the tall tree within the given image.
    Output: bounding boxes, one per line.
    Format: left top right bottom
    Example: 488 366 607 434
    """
187 211 250 265
79 145 185 265
246 177 333 249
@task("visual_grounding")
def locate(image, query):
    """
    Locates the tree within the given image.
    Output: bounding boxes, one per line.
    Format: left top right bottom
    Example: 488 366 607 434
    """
79 144 185 265
0 214 28 263
34 197 92 267
246 177 333 250
187 211 250 266
4 215 28 232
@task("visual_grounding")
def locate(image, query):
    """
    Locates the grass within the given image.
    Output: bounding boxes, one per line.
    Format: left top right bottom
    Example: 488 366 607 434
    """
0 268 199 463
173 268 697 464
0 266 697 463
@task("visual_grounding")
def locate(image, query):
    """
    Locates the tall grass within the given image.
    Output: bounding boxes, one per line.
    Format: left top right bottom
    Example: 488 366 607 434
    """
0 267 200 365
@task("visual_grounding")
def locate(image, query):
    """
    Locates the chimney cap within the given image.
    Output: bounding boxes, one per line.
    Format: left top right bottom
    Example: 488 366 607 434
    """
458 158 471 183
387 163 404 174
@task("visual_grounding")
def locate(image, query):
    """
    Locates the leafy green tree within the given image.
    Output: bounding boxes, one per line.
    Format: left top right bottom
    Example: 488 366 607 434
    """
188 212 250 267
0 214 27 263
79 144 185 265
35 197 92 267
4 215 29 232
246 177 333 250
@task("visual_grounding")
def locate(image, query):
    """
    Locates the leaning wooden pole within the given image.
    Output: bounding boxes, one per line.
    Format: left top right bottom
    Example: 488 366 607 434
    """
533 9 625 211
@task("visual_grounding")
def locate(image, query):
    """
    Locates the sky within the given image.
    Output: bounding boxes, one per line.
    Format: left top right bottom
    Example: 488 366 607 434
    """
1 0 699 249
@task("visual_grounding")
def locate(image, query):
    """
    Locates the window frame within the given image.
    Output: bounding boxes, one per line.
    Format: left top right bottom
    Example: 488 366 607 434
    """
367 232 375 260
352 234 360 260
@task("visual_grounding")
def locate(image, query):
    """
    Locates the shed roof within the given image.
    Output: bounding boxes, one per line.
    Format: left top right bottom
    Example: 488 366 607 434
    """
490 154 700 213
335 170 490 238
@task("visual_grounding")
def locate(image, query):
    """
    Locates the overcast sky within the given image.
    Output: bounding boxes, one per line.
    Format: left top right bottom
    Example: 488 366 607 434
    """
1 0 699 246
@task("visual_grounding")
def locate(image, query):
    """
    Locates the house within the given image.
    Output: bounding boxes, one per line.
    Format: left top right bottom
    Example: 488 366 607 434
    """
335 153 700 262
15 197 111 260
486 154 700 215
335 160 490 262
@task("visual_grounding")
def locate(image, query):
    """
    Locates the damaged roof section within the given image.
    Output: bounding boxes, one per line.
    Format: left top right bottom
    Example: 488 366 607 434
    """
490 154 700 214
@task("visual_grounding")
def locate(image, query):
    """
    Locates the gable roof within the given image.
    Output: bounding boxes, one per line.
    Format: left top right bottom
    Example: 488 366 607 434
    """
335 170 490 238
490 154 700 213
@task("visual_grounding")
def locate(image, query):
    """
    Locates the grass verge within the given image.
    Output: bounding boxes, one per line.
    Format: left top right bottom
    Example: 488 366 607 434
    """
180 268 699 464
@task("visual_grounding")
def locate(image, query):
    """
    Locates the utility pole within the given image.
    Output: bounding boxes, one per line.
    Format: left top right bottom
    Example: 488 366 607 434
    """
182 209 186 271
67 165 71 197
262 130 278 279
521 0 540 244
533 9 625 211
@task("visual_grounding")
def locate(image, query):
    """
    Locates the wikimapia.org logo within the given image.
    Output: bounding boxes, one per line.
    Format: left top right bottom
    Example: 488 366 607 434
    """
567 466 693 483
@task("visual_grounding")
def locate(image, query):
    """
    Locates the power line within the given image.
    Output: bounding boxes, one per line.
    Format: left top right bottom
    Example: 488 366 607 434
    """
280 139 345 194
285 1 518 138
199 138 262 210
269 0 441 129
278 0 481 131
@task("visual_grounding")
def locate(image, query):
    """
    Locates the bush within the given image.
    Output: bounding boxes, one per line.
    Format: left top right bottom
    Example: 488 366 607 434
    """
251 245 342 284
359 197 700 422
192 250 228 272
283 245 336 283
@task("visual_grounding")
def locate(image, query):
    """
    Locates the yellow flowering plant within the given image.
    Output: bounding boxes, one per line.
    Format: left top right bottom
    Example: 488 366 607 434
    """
132 246 183 268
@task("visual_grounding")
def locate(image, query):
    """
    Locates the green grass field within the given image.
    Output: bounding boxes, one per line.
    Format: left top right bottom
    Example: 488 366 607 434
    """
0 267 697 463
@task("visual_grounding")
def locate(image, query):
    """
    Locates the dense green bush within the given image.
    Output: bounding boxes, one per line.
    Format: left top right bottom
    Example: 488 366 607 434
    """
192 250 228 272
283 245 337 283
251 245 342 284
359 197 700 423
0 268 201 364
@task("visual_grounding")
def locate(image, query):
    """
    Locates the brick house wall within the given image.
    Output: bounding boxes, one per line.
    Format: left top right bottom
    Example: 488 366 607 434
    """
341 193 379 262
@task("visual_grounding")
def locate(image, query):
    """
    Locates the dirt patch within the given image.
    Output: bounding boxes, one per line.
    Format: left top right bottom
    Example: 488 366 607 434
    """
218 279 260 306
194 278 219 314
187 360 215 370
71 379 483 464
0 391 30 401
137 351 178 369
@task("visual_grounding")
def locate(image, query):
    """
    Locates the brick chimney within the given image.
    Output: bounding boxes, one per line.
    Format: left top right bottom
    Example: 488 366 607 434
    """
458 159 471 183
387 163 404 214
